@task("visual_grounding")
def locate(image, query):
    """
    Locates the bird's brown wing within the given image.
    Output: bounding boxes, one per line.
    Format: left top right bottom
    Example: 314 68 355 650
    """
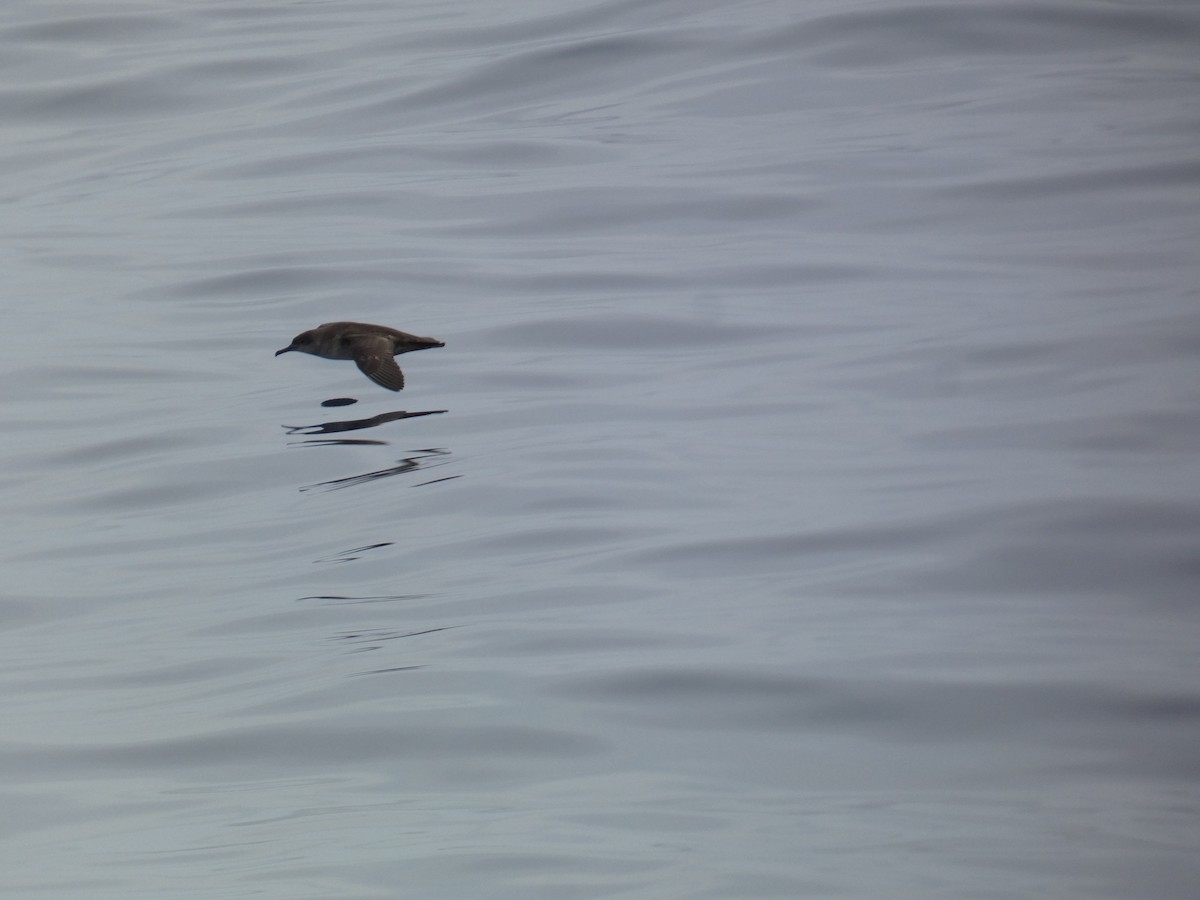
349 335 405 391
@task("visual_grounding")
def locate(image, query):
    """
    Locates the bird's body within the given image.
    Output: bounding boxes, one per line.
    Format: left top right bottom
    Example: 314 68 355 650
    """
276 321 444 391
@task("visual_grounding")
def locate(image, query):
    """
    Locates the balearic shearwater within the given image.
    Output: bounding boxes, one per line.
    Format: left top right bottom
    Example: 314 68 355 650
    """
275 321 444 391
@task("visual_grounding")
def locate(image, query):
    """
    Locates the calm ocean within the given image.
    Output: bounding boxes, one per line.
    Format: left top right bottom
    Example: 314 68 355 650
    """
2 1 1198 896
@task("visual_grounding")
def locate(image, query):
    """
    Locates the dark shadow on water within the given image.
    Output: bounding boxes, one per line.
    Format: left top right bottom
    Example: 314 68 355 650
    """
337 625 463 676
312 543 394 563
333 624 459 649
299 448 457 492
296 594 424 603
278 404 455 674
284 408 446 440
282 405 455 490
295 438 389 446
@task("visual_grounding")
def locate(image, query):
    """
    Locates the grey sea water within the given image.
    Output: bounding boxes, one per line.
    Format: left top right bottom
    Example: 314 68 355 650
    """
2 0 1198 897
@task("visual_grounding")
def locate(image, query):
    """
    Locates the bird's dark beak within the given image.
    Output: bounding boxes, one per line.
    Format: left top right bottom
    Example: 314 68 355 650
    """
275 346 293 356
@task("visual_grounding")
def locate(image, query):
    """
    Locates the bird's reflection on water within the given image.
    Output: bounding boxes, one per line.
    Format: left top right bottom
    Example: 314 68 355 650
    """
299 449 454 492
312 542 394 563
297 594 417 602
284 404 455 492
284 408 446 439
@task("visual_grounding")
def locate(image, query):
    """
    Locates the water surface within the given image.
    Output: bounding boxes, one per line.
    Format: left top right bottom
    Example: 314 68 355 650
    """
2 0 1198 897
